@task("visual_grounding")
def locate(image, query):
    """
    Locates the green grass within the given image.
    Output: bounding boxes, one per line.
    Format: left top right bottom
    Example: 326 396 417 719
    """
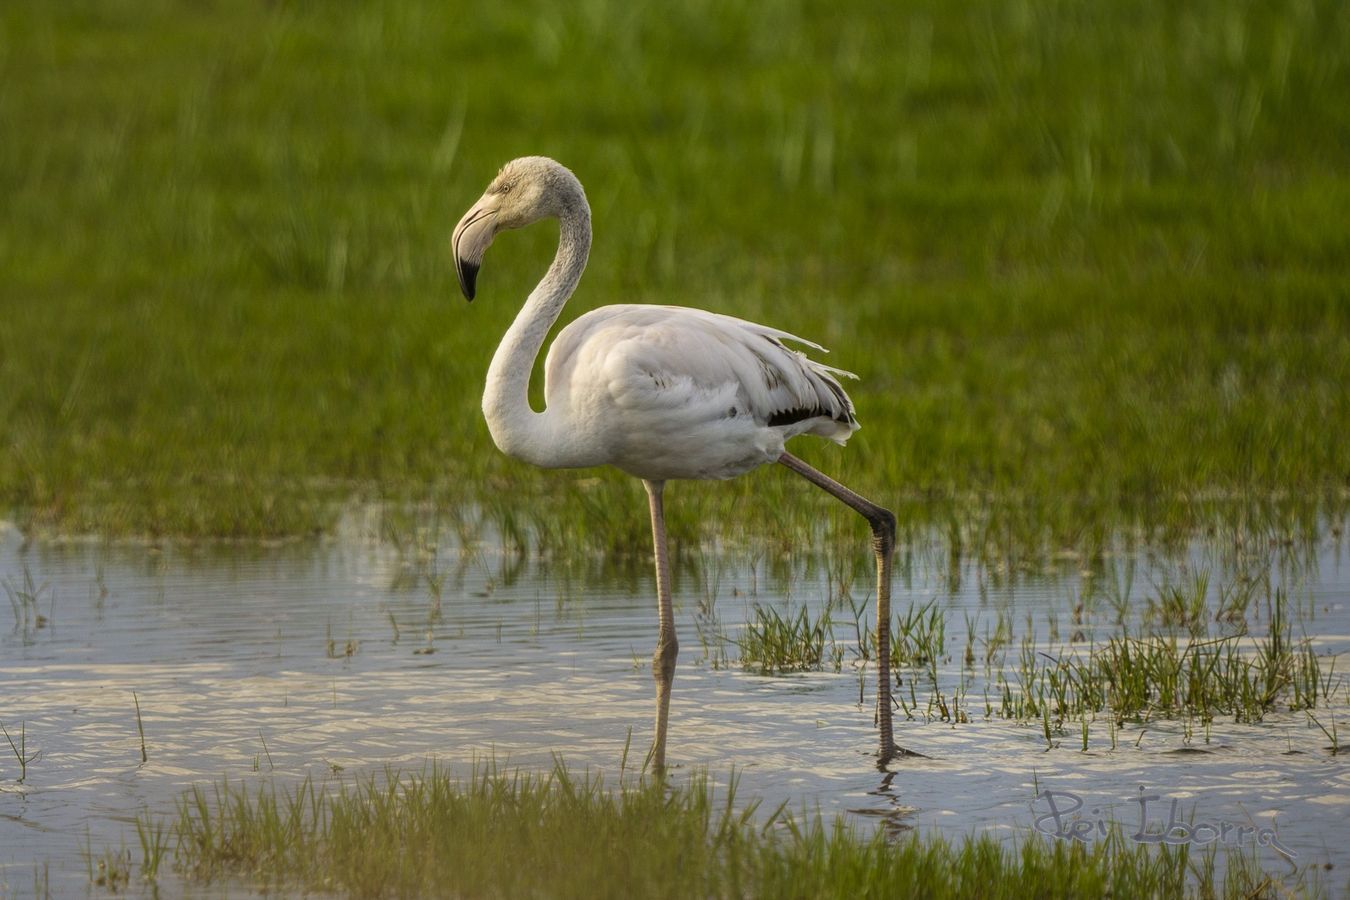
1 0 1347 547
136 759 1321 899
708 571 1344 743
737 603 835 674
994 620 1335 731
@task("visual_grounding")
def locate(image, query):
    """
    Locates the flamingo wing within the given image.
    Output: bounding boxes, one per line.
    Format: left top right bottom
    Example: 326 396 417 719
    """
540 305 858 481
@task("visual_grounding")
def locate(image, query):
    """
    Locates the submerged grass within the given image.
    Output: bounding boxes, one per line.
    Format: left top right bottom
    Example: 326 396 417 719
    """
1 1 1347 547
996 622 1335 729
718 574 1342 743
3 565 51 639
737 603 834 674
143 759 1316 899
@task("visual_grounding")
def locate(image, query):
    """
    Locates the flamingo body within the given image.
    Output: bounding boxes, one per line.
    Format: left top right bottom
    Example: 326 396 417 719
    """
539 304 858 481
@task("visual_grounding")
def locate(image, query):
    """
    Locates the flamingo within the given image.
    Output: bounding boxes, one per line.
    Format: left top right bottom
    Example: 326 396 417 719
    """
452 156 903 770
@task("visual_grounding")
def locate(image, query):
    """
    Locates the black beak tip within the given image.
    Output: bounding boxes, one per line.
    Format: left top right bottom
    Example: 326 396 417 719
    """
458 260 480 302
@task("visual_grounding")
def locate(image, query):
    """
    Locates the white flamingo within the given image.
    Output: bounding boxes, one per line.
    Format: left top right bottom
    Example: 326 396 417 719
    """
452 156 903 770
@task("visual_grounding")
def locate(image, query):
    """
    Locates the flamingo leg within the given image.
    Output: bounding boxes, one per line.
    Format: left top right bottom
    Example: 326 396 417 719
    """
643 479 679 775
778 452 906 767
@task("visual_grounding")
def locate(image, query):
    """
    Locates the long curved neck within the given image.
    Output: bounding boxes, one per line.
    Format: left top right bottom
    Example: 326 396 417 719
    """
482 204 591 466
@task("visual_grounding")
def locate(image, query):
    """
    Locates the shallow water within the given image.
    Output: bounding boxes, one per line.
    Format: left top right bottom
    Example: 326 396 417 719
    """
1 513 1347 897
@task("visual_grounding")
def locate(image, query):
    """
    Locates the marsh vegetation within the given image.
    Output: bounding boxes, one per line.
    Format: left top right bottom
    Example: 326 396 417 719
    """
142 760 1316 899
0 0 1345 551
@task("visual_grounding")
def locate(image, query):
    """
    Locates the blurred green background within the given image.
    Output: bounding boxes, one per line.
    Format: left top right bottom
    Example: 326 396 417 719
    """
0 0 1346 546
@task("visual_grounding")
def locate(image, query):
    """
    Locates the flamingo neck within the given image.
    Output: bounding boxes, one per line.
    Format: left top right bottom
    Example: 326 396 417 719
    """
482 204 591 467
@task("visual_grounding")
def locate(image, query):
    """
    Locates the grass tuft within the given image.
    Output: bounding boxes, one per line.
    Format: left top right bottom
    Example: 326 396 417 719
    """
737 604 834 674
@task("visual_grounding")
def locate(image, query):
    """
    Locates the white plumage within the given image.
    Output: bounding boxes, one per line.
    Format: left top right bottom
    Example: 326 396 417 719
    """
541 304 859 480
452 156 904 771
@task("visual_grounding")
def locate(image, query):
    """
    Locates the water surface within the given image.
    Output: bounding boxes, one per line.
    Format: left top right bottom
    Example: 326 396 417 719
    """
1 514 1347 896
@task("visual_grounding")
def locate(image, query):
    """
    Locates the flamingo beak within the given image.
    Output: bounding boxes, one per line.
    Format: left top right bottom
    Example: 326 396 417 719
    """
452 198 499 301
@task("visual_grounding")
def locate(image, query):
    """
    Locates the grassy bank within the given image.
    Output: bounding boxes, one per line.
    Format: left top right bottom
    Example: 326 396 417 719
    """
116 760 1318 899
2 1 1347 544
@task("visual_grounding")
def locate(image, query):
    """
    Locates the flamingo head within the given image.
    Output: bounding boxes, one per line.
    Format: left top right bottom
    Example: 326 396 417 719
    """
452 156 586 301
